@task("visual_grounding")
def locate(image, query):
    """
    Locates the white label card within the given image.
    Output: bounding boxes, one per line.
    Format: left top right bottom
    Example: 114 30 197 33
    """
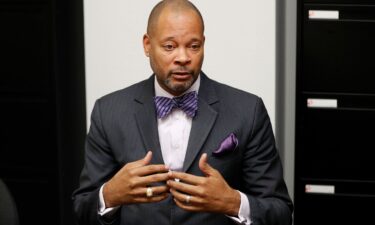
307 98 338 108
305 184 335 194
309 10 339 20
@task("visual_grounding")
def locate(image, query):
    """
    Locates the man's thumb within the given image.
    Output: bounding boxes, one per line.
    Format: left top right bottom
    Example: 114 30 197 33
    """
199 153 213 176
142 151 153 165
123 150 152 170
135 151 152 167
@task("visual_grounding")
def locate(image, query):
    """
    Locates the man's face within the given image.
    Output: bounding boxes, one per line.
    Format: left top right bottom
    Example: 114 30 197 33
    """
143 9 205 96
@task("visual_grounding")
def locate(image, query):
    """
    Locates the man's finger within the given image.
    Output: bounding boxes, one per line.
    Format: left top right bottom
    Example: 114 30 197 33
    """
133 164 169 177
173 196 202 212
125 151 153 170
167 179 198 196
170 188 195 205
198 153 215 176
132 193 169 203
168 171 203 185
136 172 170 186
134 185 170 197
142 151 153 165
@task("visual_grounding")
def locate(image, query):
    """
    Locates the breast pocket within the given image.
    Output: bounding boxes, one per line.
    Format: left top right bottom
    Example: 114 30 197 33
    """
208 149 242 182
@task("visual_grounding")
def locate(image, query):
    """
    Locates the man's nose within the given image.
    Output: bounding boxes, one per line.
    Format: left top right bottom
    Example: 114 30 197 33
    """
174 48 191 65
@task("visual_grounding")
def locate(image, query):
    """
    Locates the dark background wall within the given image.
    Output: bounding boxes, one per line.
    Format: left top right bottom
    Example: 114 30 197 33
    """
0 0 86 224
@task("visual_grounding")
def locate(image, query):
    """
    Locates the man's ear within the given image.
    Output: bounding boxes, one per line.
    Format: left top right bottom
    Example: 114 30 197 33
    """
143 34 151 57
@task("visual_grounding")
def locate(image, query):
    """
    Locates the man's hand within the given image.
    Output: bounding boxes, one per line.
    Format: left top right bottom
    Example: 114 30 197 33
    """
167 153 241 216
103 151 170 208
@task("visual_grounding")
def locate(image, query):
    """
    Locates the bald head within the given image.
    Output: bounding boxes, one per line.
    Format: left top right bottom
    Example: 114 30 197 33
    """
147 0 204 37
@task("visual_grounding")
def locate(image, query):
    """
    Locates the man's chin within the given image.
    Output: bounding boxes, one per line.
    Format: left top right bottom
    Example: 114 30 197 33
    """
167 82 193 95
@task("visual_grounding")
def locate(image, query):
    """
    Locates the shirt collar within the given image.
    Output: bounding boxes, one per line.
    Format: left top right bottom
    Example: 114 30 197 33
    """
154 74 200 98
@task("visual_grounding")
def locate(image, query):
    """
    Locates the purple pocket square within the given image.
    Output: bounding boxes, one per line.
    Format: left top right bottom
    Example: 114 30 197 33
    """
212 133 238 156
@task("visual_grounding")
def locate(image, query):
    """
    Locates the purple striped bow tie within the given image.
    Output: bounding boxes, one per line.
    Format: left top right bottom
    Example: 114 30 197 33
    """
154 91 198 119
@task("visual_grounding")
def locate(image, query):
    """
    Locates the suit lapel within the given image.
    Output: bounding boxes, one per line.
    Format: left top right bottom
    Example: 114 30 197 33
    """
133 73 219 169
134 76 164 165
182 74 219 172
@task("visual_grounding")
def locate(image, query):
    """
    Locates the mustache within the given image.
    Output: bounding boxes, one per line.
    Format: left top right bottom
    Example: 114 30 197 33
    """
170 67 194 74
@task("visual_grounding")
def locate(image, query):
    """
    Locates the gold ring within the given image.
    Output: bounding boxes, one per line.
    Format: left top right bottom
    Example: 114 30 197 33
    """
146 187 153 197
185 195 191 204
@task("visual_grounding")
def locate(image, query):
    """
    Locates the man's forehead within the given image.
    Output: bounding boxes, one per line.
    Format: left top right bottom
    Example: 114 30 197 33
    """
158 8 199 24
156 11 202 30
148 3 204 37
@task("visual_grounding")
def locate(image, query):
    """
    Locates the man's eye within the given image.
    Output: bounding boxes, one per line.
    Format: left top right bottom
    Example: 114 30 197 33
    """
163 45 174 51
190 44 201 50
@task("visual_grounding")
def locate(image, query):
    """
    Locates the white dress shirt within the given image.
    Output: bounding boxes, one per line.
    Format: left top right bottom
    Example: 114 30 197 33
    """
98 75 251 225
155 76 199 171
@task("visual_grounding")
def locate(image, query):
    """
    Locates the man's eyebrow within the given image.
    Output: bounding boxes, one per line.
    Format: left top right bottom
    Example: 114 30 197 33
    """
190 38 203 42
161 36 176 42
158 36 203 43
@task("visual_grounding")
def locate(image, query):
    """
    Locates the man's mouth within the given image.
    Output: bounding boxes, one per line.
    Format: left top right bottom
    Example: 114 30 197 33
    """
172 71 191 75
171 71 193 80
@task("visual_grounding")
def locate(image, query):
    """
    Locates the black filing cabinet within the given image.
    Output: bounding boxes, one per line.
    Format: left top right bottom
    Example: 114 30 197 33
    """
295 0 375 224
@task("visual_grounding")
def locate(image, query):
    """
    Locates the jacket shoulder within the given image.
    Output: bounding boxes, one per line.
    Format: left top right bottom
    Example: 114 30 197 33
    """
209 79 260 103
98 78 150 103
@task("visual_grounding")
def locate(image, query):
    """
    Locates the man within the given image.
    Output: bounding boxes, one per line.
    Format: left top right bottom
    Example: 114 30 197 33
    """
72 0 293 225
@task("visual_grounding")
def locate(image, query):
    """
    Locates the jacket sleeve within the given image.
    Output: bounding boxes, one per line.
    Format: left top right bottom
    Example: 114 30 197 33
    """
242 97 293 225
72 99 121 225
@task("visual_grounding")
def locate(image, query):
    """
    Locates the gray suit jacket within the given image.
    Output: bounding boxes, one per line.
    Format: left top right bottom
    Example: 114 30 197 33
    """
72 73 293 225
